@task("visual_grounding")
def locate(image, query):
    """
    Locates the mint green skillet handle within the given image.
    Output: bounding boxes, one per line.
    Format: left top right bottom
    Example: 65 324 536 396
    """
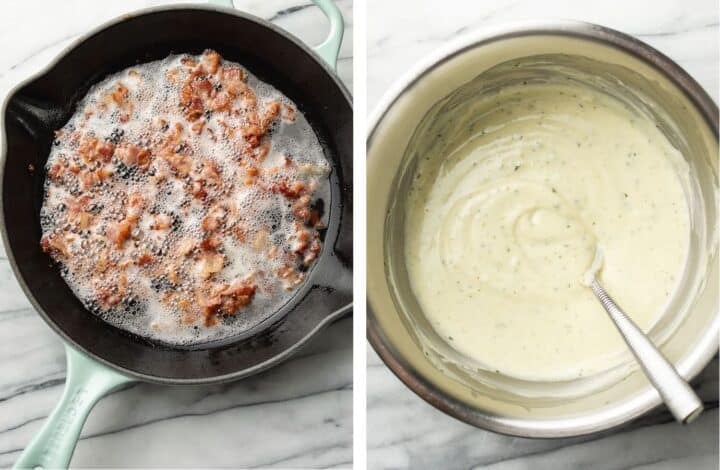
13 345 134 469
208 0 344 69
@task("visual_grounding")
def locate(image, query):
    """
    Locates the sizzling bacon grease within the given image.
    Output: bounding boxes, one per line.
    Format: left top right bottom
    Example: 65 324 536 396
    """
40 50 329 344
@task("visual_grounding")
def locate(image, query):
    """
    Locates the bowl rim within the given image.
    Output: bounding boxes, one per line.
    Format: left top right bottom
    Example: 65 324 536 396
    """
366 19 719 438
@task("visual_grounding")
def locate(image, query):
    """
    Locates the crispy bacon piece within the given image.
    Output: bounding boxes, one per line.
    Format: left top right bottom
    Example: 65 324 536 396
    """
199 279 256 326
201 161 221 182
200 234 222 251
151 214 172 230
79 137 115 164
185 96 204 121
260 101 280 129
242 124 263 148
176 238 195 257
277 265 304 289
180 83 193 106
293 195 311 221
303 236 322 265
281 103 296 122
201 207 225 232
203 50 222 74
192 79 213 96
191 119 206 134
275 181 305 199
40 234 70 257
165 152 191 177
48 160 69 180
107 220 132 248
209 91 231 112
137 252 153 267
126 192 144 222
192 180 207 199
198 251 224 279
222 65 247 96
111 83 129 105
116 145 151 168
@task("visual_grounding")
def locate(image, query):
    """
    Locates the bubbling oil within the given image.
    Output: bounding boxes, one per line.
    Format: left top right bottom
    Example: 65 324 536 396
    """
41 52 330 345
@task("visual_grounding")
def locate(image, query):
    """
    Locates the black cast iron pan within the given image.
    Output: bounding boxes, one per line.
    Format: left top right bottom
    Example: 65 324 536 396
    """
0 3 352 468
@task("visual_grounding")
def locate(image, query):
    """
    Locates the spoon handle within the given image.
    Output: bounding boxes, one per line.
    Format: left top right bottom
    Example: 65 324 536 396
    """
590 279 703 423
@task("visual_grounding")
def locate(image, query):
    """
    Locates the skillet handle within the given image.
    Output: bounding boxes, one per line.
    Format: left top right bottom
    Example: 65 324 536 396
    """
207 0 344 70
310 0 345 70
14 345 134 470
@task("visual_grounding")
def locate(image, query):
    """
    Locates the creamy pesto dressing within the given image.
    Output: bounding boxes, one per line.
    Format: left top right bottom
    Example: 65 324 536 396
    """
404 78 690 382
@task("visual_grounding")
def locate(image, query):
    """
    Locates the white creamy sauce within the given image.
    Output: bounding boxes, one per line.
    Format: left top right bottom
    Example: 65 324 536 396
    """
405 77 690 381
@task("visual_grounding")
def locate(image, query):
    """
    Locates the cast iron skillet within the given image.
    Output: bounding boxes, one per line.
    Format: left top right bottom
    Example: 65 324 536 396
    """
0 2 352 468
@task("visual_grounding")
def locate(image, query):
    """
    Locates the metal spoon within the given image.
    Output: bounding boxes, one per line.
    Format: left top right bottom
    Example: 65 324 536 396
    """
588 277 703 423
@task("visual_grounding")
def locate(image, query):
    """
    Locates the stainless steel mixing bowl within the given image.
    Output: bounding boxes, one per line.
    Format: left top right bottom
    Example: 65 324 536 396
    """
367 20 718 437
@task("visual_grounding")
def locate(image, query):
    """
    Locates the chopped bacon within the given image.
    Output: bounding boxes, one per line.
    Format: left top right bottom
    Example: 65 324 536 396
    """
199 278 256 325
198 251 224 279
40 234 70 257
242 124 263 148
185 96 204 121
277 265 304 289
151 214 172 230
281 103 297 122
107 220 132 248
137 252 153 266
78 212 92 230
180 83 193 106
192 180 207 199
96 141 115 161
200 234 222 251
165 152 191 177
293 195 312 221
255 142 270 161
181 56 197 68
176 238 195 257
275 180 305 199
201 161 221 181
192 79 213 96
126 192 144 222
303 236 322 265
191 119 206 134
201 216 220 233
260 101 280 129
79 137 115 164
116 145 151 168
48 161 66 180
233 225 246 243
209 91 231 112
111 83 129 105
40 50 327 335
201 207 225 232
222 66 247 96
203 50 222 74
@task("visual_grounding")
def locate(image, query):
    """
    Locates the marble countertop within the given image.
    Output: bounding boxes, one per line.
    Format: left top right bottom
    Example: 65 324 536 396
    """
0 0 352 468
367 0 718 469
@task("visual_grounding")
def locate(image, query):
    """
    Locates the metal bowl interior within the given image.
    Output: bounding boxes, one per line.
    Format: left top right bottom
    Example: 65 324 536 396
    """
367 21 718 437
0 6 353 384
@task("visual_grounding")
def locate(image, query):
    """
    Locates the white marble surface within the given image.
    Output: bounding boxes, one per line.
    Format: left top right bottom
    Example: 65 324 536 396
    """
0 0 352 468
367 0 719 469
